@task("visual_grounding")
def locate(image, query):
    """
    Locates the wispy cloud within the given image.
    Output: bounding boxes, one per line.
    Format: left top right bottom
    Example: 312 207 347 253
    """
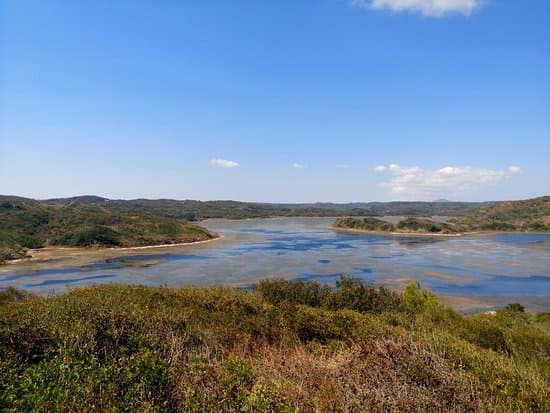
374 164 520 199
292 162 306 169
350 0 482 17
209 159 240 168
336 164 350 169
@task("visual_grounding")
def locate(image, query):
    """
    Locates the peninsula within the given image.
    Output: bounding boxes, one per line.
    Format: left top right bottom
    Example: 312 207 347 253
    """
332 196 550 235
0 196 218 263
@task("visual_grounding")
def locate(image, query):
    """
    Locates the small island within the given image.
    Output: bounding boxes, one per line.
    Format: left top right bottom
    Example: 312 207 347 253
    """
332 216 462 235
332 196 550 235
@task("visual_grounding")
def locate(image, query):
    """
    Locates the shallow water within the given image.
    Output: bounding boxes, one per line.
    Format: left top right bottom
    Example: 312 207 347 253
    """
1 218 549 312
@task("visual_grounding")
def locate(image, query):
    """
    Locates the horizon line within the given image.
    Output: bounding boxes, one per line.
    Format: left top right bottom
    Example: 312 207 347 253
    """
2 193 548 205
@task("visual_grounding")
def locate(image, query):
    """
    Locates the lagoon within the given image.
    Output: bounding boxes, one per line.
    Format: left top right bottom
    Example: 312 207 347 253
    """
1 217 549 312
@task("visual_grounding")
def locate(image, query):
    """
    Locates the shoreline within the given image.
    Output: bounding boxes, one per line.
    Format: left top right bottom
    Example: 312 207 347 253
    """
329 226 470 237
116 234 223 250
3 235 224 266
331 226 550 237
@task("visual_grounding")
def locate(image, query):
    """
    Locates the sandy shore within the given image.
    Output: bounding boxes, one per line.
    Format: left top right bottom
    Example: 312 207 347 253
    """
115 235 223 250
2 235 224 268
437 294 501 313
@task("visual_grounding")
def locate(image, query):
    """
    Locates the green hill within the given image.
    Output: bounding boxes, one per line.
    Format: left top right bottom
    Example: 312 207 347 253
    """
0 279 548 412
333 197 550 234
5 195 490 221
451 196 550 231
0 197 217 263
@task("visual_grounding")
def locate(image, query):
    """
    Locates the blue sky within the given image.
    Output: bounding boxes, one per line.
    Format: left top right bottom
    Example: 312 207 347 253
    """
1 0 549 202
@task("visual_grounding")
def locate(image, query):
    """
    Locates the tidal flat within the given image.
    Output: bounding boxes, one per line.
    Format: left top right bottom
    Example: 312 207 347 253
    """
1 217 549 312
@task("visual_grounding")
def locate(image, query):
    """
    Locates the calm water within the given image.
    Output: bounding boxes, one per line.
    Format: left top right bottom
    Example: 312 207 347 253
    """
1 218 549 312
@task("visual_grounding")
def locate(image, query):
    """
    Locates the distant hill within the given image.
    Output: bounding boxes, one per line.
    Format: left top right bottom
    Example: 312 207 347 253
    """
275 200 486 216
451 196 550 232
23 196 490 219
2 195 548 263
333 197 550 234
44 195 110 205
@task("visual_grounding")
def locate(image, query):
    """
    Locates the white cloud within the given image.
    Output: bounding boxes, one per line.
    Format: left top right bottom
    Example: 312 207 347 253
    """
374 163 520 199
292 162 306 169
209 159 239 168
350 0 482 17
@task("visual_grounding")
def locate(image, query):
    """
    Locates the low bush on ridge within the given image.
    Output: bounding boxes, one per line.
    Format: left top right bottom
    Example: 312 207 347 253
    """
0 277 548 412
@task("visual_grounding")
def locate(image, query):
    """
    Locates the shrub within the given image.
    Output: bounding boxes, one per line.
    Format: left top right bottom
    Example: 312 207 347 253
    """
255 279 331 307
402 281 440 313
0 287 34 305
0 282 547 412
257 276 404 315
325 276 404 314
57 225 122 247
505 303 525 313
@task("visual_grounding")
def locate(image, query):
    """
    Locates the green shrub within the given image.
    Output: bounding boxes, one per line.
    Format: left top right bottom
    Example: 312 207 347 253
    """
0 282 547 412
402 281 440 313
326 276 404 314
255 279 331 307
221 358 254 407
257 276 404 315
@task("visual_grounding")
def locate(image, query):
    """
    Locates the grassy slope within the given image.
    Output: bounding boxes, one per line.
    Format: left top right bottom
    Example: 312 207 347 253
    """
0 198 216 263
0 279 548 412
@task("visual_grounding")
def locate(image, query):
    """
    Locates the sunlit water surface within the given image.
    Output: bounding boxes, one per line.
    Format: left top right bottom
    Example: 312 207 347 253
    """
1 218 549 312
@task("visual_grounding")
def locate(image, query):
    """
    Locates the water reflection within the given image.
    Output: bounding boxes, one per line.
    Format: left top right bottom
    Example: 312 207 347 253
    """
1 217 549 312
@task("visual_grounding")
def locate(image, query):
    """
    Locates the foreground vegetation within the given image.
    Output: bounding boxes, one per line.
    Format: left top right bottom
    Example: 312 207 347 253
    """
1 278 548 412
0 197 217 263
